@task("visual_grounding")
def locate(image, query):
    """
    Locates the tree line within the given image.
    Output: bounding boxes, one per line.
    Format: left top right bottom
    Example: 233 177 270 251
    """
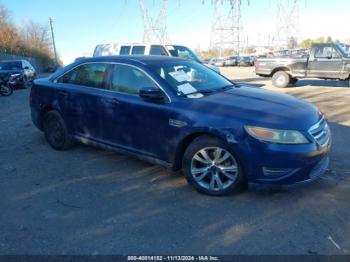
0 5 59 69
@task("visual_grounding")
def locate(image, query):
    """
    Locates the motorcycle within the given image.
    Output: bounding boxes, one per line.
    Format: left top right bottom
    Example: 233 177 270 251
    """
0 73 20 96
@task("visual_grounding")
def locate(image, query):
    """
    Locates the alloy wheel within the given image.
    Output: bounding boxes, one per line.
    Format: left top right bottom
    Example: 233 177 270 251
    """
190 147 238 191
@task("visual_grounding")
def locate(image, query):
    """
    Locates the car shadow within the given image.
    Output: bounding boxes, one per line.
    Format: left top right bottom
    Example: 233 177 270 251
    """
294 79 349 88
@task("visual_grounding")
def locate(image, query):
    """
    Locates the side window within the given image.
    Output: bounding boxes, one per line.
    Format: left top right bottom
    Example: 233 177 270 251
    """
109 64 157 95
58 63 107 89
131 46 145 55
120 46 131 55
150 45 168 56
315 46 340 58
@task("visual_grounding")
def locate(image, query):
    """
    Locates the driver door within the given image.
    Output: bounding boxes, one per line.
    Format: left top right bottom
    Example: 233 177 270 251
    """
308 45 343 79
104 64 174 160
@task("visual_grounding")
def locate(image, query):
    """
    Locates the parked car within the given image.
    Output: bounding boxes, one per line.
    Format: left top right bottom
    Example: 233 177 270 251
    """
209 58 225 67
238 56 254 66
30 56 331 196
224 56 239 67
93 43 220 74
0 60 36 89
255 43 350 88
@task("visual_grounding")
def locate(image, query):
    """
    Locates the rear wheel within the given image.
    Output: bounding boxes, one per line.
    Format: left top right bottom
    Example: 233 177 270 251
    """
183 136 245 196
43 111 74 151
272 71 290 88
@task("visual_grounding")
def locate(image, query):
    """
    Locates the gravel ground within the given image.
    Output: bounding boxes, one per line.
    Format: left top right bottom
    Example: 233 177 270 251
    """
0 68 349 255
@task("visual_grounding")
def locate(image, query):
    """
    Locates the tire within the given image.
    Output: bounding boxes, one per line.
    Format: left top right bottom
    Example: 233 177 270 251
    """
272 71 290 88
43 111 74 151
183 135 246 196
290 78 298 85
0 84 13 96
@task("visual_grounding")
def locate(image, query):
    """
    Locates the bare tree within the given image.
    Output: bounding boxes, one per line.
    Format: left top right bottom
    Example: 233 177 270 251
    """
20 20 52 54
0 5 19 54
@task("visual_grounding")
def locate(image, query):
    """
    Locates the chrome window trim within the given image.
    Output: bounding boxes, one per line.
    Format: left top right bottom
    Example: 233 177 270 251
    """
52 61 172 102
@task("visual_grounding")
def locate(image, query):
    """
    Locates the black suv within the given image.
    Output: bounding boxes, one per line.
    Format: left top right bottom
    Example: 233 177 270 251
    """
0 60 36 89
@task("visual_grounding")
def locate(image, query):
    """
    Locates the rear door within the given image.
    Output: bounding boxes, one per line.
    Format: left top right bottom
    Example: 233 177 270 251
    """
55 63 113 140
308 45 343 78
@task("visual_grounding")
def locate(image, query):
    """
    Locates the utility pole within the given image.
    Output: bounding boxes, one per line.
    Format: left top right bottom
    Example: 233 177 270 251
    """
49 17 58 66
210 0 249 57
139 0 169 44
272 0 301 49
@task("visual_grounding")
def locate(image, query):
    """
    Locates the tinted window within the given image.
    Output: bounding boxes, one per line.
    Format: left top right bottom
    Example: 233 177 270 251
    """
315 46 340 58
0 61 22 70
109 64 157 95
150 45 168 56
120 46 131 55
131 46 145 55
59 63 107 88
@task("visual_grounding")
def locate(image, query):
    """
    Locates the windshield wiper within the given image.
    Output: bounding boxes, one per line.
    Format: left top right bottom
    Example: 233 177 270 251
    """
179 89 216 97
179 84 236 97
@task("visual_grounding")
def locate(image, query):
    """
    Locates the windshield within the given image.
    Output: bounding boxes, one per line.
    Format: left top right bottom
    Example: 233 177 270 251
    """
0 61 22 70
167 45 201 63
150 61 233 98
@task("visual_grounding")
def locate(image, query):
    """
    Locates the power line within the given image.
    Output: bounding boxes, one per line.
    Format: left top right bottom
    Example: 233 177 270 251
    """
210 0 249 56
272 0 301 49
139 0 170 44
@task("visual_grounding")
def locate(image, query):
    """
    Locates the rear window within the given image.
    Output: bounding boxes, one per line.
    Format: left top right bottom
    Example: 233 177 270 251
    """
58 63 108 89
131 46 145 55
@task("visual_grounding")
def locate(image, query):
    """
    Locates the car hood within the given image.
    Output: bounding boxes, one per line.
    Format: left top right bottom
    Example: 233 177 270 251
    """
186 86 320 131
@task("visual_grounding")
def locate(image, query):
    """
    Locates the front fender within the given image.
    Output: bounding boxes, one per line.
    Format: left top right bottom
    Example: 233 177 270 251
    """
170 127 241 171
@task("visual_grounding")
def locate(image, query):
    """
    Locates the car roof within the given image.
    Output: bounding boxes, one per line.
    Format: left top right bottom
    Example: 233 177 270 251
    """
76 55 188 65
0 60 23 63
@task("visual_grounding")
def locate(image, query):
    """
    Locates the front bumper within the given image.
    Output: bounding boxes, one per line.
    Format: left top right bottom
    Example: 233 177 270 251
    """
231 133 331 187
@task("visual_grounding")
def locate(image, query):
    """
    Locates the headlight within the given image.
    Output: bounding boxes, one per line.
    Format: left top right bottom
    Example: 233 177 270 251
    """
245 126 309 144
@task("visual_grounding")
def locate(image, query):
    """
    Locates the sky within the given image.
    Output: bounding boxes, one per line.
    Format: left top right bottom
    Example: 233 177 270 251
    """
1 0 349 65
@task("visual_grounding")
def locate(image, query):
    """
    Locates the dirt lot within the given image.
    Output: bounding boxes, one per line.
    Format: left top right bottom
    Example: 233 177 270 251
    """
0 68 349 255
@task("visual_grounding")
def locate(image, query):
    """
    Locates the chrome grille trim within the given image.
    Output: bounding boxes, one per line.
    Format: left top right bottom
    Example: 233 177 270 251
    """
308 117 330 147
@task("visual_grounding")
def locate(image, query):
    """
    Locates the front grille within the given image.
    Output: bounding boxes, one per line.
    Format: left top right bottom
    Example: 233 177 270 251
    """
309 118 330 147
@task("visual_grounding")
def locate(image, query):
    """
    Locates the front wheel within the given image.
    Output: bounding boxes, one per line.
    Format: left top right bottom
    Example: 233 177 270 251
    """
290 78 298 85
272 71 290 88
0 84 13 96
183 136 246 196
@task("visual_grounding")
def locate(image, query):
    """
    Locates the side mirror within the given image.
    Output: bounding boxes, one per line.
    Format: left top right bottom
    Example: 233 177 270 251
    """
139 87 165 102
24 66 30 70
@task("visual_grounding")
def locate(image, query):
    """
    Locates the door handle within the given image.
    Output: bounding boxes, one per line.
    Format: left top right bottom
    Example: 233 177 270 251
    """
104 98 120 105
58 91 68 97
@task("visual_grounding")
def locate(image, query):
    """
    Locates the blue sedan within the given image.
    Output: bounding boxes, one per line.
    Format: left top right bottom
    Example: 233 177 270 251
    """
30 56 331 195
